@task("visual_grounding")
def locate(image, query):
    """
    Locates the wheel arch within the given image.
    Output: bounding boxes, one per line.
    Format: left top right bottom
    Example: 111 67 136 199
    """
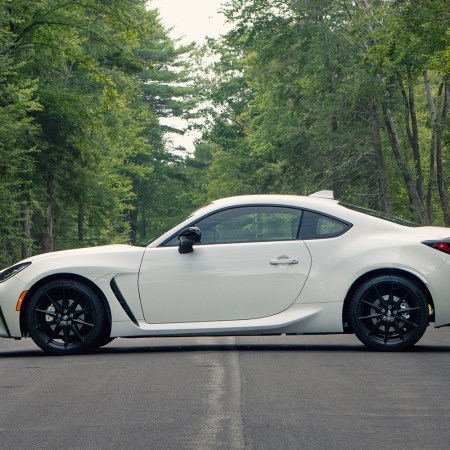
19 273 112 337
342 268 435 333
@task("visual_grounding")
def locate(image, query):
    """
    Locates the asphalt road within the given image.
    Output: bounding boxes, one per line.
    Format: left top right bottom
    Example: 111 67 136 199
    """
1 327 450 450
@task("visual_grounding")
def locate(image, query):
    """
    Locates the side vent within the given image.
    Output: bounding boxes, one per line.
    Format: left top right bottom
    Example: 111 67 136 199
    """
110 278 139 326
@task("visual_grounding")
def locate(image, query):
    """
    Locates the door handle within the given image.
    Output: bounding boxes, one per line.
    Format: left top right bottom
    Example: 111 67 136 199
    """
269 258 299 265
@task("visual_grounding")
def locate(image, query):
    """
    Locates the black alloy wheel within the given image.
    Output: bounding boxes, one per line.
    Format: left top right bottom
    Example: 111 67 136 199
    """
349 275 429 351
26 279 107 355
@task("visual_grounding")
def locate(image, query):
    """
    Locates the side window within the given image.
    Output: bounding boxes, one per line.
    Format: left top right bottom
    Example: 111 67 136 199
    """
193 206 302 245
299 211 350 239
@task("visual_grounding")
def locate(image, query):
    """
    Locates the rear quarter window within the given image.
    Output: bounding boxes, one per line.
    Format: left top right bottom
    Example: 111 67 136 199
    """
299 210 351 239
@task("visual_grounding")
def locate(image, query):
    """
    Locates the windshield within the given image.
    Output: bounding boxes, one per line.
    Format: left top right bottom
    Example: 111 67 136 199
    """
136 214 192 247
339 202 420 227
136 202 212 247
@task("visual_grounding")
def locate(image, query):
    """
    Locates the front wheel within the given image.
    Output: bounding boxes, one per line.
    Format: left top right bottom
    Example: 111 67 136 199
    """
26 279 107 355
349 275 429 351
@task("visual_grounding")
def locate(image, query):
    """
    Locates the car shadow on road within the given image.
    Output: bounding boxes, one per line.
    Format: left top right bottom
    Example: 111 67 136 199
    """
98 342 450 354
2 342 450 357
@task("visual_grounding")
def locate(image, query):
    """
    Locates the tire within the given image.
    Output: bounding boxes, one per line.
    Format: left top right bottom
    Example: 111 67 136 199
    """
93 337 115 349
26 279 107 355
349 275 429 351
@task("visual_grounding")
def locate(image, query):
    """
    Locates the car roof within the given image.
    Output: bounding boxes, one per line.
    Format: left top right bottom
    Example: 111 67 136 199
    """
206 194 349 218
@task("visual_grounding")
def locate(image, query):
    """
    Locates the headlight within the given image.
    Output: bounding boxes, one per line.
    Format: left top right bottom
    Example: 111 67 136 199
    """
0 262 31 283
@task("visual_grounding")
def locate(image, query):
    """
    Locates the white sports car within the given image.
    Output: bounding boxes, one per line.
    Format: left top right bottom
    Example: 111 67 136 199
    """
1 191 450 354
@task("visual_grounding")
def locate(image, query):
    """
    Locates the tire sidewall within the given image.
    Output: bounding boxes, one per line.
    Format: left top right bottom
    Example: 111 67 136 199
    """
26 278 107 355
349 275 429 351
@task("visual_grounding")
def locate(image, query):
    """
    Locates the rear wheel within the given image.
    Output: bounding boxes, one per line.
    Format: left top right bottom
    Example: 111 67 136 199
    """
349 275 429 351
26 279 107 355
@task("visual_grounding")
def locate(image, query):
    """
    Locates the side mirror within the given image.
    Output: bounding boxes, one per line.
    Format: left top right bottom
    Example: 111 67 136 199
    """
178 227 201 254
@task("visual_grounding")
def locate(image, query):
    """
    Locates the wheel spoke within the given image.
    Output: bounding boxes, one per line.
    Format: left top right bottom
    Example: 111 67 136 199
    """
373 285 388 307
62 284 68 311
368 317 383 336
47 324 61 343
73 318 94 327
396 316 418 328
72 307 93 318
68 294 82 314
70 324 85 343
397 306 419 314
35 308 57 317
44 293 62 312
388 283 394 304
393 321 405 341
383 322 390 344
63 325 70 349
36 319 59 329
358 313 383 320
361 299 383 311
392 291 410 309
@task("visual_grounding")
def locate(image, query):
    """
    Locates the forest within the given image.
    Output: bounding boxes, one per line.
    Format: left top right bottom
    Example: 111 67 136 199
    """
0 0 449 268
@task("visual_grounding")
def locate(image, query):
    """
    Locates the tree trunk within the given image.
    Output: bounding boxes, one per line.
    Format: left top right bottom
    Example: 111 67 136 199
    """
426 135 436 224
424 70 438 223
370 99 392 214
78 203 84 246
42 205 53 253
424 73 450 225
22 205 32 258
330 115 342 199
130 207 138 245
408 80 423 202
435 82 450 226
381 101 427 224
42 179 54 253
398 73 423 202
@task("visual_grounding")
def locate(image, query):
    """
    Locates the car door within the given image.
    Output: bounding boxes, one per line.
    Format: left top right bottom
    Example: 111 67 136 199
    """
138 206 312 324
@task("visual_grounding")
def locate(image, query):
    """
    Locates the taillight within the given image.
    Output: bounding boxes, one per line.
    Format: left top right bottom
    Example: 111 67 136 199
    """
422 240 450 254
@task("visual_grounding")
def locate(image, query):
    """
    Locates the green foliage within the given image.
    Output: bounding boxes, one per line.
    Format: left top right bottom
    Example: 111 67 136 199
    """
0 4 41 265
191 0 450 224
2 0 450 268
0 0 197 267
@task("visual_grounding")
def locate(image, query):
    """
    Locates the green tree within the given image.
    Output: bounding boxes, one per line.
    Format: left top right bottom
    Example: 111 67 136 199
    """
0 0 198 265
0 1 41 265
194 0 450 224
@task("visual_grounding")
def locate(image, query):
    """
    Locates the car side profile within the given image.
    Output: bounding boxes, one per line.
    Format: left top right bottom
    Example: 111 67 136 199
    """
1 191 450 354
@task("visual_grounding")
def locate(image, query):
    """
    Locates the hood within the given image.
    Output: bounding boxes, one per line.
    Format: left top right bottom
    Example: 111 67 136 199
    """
12 244 146 284
23 244 136 263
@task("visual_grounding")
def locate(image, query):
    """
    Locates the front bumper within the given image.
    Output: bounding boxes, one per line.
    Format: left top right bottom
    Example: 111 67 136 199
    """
0 307 11 337
0 276 28 338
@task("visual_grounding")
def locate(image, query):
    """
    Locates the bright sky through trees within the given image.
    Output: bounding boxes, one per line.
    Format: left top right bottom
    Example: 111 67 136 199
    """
150 0 228 43
149 1 228 151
